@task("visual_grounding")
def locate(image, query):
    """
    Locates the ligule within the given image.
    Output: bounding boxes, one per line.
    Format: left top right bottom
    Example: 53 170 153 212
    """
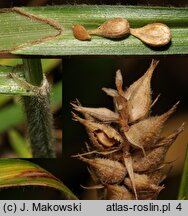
72 59 184 199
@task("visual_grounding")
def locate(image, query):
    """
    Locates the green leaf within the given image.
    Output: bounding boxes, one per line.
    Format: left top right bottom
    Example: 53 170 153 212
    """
0 159 78 200
0 95 12 106
8 129 32 158
41 59 61 73
0 5 187 56
0 103 24 132
51 81 62 109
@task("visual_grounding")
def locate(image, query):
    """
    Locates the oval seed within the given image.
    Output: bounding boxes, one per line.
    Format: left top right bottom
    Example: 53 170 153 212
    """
89 18 130 39
72 24 91 41
130 23 171 47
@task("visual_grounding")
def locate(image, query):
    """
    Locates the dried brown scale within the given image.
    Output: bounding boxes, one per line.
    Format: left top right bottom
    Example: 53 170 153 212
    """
79 157 127 184
124 102 179 150
154 123 184 148
124 173 163 192
72 112 123 147
122 152 137 199
103 150 123 162
132 145 171 172
87 167 101 185
106 184 134 200
80 126 104 151
72 59 184 200
102 87 118 97
148 170 166 185
81 109 105 150
71 103 119 123
125 59 159 123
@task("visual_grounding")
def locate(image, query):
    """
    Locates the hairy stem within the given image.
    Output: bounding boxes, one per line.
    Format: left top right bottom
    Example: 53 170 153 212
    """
22 58 55 158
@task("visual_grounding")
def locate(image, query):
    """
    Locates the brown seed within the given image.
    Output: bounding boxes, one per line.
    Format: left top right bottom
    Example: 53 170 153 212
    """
72 24 91 41
72 112 123 147
79 157 127 184
106 184 134 200
86 128 105 150
130 23 171 47
89 18 130 38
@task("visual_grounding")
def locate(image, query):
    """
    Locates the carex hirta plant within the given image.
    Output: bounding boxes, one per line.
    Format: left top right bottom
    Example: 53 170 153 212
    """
72 59 184 200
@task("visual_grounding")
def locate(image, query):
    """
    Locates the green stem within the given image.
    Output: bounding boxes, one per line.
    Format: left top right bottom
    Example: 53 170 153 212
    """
22 58 55 158
178 144 188 199
23 58 43 86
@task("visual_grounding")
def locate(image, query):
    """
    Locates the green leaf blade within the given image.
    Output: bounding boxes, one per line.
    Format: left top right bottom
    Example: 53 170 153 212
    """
8 129 32 158
0 5 187 56
0 159 78 200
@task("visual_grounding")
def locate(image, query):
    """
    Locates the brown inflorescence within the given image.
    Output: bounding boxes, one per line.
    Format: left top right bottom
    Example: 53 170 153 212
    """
72 60 184 200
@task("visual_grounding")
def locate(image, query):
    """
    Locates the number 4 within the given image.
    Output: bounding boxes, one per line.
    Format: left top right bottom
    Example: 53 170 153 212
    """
176 203 182 211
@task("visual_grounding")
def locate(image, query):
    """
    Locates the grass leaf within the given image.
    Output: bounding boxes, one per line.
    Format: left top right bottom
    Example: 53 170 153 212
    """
0 159 78 200
8 129 32 158
0 5 187 56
